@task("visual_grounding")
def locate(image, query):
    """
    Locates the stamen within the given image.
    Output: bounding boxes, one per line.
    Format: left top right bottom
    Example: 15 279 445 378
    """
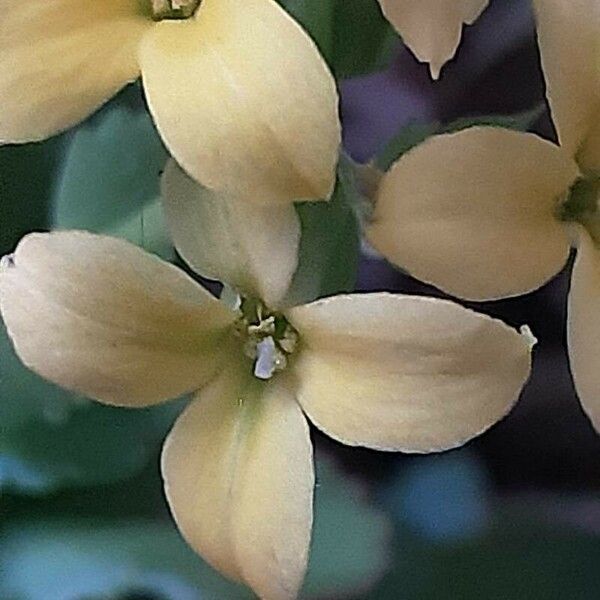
151 0 201 20
234 297 299 380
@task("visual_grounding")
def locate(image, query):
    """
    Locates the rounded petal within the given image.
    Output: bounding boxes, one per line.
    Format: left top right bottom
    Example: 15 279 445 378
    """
532 0 600 163
568 230 600 432
0 231 235 407
287 293 534 453
0 1 151 143
140 0 340 205
378 0 489 78
162 160 300 308
367 127 577 300
162 366 314 599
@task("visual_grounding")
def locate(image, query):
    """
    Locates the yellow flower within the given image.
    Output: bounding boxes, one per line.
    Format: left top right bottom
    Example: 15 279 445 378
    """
377 0 489 78
0 163 533 598
367 0 600 427
0 0 340 204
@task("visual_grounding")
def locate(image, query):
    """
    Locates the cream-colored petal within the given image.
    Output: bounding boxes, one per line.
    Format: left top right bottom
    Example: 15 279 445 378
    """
287 293 533 453
162 364 313 599
0 231 235 407
367 127 578 300
378 0 489 78
533 0 600 162
0 1 151 143
162 160 300 308
140 0 340 205
567 230 600 433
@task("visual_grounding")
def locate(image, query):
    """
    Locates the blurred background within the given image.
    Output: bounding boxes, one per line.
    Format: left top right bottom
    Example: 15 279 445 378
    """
2 0 600 598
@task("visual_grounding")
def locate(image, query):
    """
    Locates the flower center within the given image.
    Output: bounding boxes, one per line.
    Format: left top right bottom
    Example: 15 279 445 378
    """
558 174 600 244
151 0 201 20
233 298 299 381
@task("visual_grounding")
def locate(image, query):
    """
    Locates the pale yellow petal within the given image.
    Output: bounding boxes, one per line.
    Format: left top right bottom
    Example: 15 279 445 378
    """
378 0 489 78
367 127 577 300
140 0 340 205
0 1 151 143
567 230 600 433
0 231 235 407
162 365 313 599
532 0 600 163
287 293 533 453
162 160 300 308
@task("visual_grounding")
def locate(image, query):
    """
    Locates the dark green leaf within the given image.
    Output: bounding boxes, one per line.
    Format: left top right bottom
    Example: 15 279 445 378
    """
330 0 397 79
377 105 546 171
376 121 440 171
279 0 335 61
284 161 361 306
1 316 183 493
0 399 181 493
441 104 546 136
0 459 391 600
0 322 75 431
0 136 66 253
279 0 397 79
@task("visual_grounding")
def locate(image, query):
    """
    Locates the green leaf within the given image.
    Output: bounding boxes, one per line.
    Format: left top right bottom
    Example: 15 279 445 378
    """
1 310 182 493
303 459 392 597
376 121 440 171
279 0 397 79
279 0 335 61
0 458 391 600
0 322 75 431
283 160 361 306
0 400 181 493
376 105 546 171
441 104 546 136
51 94 173 260
330 0 397 79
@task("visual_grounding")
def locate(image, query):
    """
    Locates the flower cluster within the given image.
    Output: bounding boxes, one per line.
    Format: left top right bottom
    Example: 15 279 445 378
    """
2 1 592 599
367 0 600 431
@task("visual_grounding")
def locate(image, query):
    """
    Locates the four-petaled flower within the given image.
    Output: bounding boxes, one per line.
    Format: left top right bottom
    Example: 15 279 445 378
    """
367 0 600 429
0 161 534 599
0 0 340 204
